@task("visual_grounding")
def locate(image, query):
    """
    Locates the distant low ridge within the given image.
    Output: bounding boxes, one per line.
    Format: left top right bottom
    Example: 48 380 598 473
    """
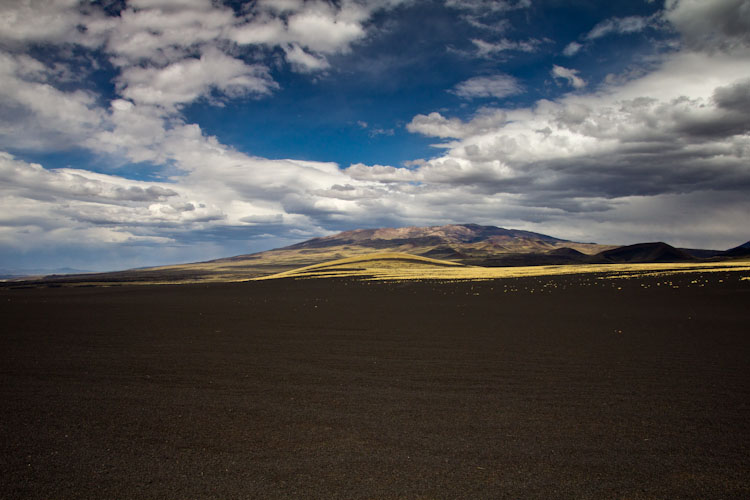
3 224 747 286
724 241 750 258
593 242 696 264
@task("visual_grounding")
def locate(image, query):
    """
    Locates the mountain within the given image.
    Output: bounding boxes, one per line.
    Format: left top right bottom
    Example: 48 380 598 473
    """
724 241 750 258
4 224 743 286
286 224 565 250
593 242 696 264
283 223 608 255
0 267 92 279
218 223 613 271
2 224 611 285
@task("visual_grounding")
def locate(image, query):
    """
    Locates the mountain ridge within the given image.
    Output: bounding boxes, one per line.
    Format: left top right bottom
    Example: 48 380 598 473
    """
221 223 609 265
592 242 696 264
285 223 567 248
724 241 750 258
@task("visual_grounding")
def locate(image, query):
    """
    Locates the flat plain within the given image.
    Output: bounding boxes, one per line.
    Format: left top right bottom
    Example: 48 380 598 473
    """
1 270 749 499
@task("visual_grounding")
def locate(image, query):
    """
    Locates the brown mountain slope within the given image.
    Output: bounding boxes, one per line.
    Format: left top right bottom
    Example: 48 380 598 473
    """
220 223 613 269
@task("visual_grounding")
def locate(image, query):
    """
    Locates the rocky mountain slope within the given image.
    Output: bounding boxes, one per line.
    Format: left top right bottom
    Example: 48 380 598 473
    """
221 223 613 268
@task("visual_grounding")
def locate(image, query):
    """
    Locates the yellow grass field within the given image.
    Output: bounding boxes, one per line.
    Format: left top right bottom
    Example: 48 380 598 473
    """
255 252 750 282
20 251 749 287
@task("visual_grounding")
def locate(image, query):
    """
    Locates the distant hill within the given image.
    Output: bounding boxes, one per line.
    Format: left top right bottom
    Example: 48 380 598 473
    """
593 242 696 264
724 241 750 258
679 248 724 259
0 267 92 279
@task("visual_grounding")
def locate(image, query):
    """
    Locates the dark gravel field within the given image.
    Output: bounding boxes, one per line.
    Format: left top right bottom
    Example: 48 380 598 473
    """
1 272 749 499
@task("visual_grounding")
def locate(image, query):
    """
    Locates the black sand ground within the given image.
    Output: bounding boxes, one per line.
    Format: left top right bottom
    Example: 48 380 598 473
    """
1 272 749 499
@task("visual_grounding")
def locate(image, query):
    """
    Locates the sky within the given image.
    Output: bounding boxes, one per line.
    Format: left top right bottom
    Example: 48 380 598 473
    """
1 0 749 272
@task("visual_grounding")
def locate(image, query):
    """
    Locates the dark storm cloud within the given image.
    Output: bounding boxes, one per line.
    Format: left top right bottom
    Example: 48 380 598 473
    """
665 0 750 51
714 78 750 113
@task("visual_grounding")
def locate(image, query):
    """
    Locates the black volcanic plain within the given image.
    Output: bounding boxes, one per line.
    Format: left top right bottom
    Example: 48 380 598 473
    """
2 270 749 499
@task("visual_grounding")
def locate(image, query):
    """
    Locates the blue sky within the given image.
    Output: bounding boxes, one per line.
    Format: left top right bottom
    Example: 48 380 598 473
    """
184 1 667 168
1 0 749 272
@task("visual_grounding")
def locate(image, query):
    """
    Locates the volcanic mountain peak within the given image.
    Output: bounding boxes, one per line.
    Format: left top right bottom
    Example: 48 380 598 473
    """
290 223 567 249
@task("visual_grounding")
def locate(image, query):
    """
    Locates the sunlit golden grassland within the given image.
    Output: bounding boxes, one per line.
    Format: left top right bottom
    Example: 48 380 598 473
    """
254 252 750 282
26 252 749 287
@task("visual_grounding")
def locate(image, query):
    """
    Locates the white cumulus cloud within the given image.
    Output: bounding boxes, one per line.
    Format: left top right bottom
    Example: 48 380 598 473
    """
116 48 278 110
452 74 523 99
551 65 587 89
